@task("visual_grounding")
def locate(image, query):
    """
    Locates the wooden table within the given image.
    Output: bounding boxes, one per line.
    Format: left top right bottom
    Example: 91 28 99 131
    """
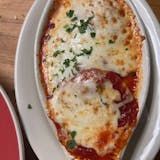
0 0 160 159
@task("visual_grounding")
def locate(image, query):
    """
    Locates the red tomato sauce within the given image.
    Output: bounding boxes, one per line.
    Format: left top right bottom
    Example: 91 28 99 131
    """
105 71 139 127
71 146 116 160
122 73 138 93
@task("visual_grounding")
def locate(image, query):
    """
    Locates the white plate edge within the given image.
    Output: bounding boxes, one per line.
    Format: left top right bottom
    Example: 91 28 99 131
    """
130 1 160 160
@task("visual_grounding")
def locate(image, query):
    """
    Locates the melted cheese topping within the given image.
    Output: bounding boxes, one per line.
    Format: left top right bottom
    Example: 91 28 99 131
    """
50 79 122 155
41 0 142 158
42 0 142 95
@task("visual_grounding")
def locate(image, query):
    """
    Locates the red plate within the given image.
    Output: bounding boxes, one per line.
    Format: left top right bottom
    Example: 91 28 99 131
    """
0 86 24 160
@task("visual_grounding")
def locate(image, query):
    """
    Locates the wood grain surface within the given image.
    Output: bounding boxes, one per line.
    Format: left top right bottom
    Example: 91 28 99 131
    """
0 0 160 160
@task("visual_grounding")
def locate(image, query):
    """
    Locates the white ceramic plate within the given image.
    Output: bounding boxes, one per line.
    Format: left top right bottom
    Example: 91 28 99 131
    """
15 0 160 160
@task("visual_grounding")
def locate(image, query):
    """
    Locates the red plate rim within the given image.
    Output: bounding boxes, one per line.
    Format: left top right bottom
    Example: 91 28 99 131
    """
0 86 24 160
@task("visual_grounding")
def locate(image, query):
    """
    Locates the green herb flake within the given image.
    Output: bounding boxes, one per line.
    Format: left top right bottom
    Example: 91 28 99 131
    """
108 39 115 44
81 47 93 55
74 33 77 39
27 104 32 109
71 16 78 22
71 69 75 75
71 56 77 62
74 62 80 71
70 131 77 139
78 16 94 34
78 20 88 34
61 38 65 43
51 62 54 66
77 53 84 57
125 48 129 51
65 24 77 33
52 88 56 93
53 50 65 57
63 59 70 68
57 84 60 89
87 15 94 22
67 139 77 149
59 68 65 74
90 32 96 38
66 10 74 18
100 96 108 107
69 48 73 52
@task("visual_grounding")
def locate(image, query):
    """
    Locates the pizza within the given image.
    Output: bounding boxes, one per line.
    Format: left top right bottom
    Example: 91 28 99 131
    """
39 0 144 159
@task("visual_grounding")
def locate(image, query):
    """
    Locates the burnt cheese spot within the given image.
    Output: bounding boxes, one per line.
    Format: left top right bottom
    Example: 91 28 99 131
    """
119 9 125 17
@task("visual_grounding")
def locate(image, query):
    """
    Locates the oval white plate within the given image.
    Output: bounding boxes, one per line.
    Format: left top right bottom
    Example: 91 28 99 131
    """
15 0 160 160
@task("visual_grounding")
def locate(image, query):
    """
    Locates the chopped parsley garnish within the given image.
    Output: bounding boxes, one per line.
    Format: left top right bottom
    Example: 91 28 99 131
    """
87 15 94 22
63 59 71 68
108 39 115 44
77 53 84 57
74 33 77 39
67 131 77 149
70 131 77 139
90 32 96 38
67 139 77 149
52 88 56 93
78 20 88 34
59 68 65 74
125 48 129 51
64 24 77 33
57 46 93 76
66 10 74 18
69 48 73 52
100 97 108 107
78 16 94 34
71 56 77 62
81 47 93 55
53 50 65 57
71 16 78 22
73 62 80 71
60 38 65 43
51 62 54 66
27 104 32 109
71 69 75 75
64 14 95 34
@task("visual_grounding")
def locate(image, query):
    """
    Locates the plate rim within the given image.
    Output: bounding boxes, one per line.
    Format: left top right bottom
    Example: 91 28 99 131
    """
14 0 67 159
0 86 24 160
